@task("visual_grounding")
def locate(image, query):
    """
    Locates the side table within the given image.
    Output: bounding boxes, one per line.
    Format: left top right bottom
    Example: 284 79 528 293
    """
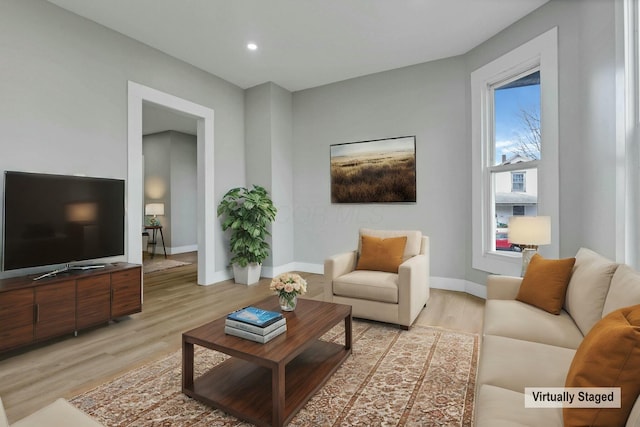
144 225 167 259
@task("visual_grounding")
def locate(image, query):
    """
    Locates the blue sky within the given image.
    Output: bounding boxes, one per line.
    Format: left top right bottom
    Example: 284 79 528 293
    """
494 84 540 164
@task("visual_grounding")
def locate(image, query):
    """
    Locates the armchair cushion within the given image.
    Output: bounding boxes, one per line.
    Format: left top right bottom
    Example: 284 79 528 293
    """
333 270 398 303
356 235 406 273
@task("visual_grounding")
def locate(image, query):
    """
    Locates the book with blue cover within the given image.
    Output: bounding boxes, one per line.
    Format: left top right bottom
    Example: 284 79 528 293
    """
227 306 283 328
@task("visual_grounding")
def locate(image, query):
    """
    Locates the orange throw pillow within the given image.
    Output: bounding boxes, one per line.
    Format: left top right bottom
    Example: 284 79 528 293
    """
564 304 640 427
516 253 576 314
356 235 407 273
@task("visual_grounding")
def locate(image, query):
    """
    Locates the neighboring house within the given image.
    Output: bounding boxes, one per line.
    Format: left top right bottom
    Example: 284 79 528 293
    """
495 154 538 227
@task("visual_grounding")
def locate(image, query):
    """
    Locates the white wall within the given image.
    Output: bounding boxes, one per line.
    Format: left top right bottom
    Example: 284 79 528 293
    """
0 0 245 278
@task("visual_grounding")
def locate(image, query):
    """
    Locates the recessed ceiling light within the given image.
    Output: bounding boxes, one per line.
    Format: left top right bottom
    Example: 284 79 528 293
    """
247 43 258 51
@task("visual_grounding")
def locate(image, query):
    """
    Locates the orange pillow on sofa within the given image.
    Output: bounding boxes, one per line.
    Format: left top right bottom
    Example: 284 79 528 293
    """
564 304 640 427
516 253 576 314
356 235 407 273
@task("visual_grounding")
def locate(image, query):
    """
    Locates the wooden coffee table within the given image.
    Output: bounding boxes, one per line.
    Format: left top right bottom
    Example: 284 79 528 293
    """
182 296 352 427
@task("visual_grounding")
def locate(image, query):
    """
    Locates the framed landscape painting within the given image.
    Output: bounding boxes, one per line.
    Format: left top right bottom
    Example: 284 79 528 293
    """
330 136 416 203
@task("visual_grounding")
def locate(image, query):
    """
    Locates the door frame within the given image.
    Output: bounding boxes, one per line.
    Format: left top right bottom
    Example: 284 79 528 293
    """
127 81 215 285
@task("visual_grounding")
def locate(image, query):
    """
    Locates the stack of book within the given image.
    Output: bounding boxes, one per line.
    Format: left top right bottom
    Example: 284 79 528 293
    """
225 306 287 343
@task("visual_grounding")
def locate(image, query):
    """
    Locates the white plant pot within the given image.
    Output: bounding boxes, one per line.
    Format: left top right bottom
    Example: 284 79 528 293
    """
232 263 262 285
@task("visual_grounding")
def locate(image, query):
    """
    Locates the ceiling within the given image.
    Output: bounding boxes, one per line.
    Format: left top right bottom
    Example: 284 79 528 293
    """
46 0 549 92
142 102 197 136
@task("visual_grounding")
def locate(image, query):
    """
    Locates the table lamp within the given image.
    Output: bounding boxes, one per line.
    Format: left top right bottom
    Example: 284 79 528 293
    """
145 203 164 226
508 216 551 276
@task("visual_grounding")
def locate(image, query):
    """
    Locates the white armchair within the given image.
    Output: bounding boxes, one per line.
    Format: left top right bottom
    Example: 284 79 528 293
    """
324 228 430 329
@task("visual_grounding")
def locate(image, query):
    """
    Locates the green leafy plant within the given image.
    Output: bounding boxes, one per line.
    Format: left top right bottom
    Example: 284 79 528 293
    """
217 185 277 267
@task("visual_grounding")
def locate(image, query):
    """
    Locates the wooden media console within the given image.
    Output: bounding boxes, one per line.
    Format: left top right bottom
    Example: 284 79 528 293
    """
0 263 142 353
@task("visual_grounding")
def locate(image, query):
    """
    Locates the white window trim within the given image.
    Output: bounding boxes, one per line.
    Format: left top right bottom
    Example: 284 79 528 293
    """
616 0 640 268
471 27 559 276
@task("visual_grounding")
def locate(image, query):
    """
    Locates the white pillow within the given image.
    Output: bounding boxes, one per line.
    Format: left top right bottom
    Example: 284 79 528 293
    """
564 248 618 335
602 264 640 316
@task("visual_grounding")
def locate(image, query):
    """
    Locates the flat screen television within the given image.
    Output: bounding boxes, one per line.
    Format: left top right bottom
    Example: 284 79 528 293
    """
2 171 125 274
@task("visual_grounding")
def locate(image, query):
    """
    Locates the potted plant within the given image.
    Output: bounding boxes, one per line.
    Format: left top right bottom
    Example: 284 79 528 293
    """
217 185 277 285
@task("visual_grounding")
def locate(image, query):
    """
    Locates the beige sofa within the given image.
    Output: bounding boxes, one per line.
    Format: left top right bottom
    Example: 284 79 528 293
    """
324 228 429 329
475 248 640 426
0 398 102 427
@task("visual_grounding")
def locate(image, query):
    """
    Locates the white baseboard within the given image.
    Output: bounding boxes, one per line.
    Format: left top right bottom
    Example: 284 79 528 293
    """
167 244 198 255
208 268 232 285
430 277 487 299
292 262 324 274
246 262 487 299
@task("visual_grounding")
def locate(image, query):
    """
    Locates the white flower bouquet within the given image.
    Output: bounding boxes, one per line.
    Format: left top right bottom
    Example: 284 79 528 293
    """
270 273 307 310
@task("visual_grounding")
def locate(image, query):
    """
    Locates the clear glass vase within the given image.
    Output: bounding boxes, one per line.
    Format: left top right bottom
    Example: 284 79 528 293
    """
279 293 297 311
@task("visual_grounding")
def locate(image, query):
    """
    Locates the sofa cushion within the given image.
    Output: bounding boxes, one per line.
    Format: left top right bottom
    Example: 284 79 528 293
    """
475 384 564 427
333 270 398 303
477 335 576 393
564 247 618 335
0 398 8 427
356 235 406 273
483 299 584 349
12 398 103 427
516 254 575 314
603 264 640 317
628 397 640 427
564 304 640 427
359 228 422 259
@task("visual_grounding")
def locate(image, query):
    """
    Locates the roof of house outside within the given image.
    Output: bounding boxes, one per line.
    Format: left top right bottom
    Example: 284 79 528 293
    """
495 192 537 205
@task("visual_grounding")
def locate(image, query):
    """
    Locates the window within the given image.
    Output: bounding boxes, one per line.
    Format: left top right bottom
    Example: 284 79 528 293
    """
471 28 559 275
511 172 525 192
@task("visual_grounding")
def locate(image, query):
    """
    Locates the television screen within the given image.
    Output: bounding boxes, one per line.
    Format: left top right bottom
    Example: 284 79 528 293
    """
2 171 125 271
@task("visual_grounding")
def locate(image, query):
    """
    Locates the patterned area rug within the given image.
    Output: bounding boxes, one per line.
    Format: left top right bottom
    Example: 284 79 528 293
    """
70 322 478 426
143 259 191 274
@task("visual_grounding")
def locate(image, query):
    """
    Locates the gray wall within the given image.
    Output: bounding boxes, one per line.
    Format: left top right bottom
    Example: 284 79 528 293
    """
244 83 295 268
0 0 244 278
465 0 618 283
169 132 198 249
292 0 620 285
270 84 295 268
292 57 468 280
143 131 197 252
0 0 623 287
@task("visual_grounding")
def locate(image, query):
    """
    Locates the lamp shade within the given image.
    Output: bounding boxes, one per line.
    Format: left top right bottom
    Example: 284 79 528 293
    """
145 203 164 216
508 216 551 245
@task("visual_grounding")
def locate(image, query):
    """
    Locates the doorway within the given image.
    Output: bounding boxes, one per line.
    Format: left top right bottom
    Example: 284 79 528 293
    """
127 81 215 285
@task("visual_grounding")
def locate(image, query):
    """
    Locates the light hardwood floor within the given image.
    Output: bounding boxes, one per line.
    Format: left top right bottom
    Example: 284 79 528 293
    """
0 256 484 423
